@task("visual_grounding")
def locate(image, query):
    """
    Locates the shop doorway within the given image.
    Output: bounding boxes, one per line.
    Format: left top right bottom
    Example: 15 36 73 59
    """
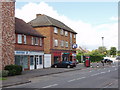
30 55 43 70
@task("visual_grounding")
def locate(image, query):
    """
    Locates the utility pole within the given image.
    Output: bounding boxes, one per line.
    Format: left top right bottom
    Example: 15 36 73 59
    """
102 37 104 47
101 37 104 54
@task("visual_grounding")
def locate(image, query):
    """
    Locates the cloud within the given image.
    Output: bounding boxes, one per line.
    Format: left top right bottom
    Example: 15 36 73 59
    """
15 2 118 50
110 16 118 21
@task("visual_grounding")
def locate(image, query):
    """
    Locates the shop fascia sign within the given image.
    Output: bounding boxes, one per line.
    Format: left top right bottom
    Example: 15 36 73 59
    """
72 44 78 49
15 51 44 55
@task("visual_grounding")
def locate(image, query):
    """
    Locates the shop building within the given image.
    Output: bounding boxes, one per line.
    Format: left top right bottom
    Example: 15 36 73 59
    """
28 14 77 65
15 18 45 70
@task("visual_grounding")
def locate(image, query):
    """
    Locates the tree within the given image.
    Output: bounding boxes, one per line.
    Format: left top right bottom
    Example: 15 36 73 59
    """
110 47 117 57
117 51 120 56
98 46 107 55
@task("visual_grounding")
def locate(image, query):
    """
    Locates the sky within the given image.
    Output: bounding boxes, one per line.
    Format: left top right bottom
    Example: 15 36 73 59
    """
15 0 118 51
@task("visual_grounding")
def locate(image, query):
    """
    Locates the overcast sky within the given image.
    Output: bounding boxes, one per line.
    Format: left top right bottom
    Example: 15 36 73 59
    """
15 0 118 51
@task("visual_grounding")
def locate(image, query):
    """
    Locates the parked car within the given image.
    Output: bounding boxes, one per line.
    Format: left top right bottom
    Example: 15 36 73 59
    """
51 61 76 68
116 56 120 60
102 59 113 63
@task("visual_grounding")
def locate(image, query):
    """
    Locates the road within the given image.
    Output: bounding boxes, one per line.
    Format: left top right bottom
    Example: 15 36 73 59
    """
4 61 119 89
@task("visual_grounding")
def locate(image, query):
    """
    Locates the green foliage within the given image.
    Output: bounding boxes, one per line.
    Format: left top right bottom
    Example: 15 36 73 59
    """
4 65 22 76
0 70 9 77
98 46 107 54
76 54 81 63
89 55 104 62
110 47 117 56
117 51 120 56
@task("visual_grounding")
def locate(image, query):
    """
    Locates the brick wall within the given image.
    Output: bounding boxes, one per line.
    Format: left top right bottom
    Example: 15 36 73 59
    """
34 27 52 54
34 26 76 53
15 34 44 51
0 0 15 70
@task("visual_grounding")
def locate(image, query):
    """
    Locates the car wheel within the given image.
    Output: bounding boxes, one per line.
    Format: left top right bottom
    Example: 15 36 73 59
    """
67 65 71 68
54 65 57 68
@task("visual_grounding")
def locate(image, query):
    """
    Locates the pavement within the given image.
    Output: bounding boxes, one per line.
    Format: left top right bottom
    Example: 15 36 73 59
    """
1 62 117 88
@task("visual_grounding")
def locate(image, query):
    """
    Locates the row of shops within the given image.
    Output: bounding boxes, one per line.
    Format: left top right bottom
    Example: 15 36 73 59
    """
15 50 76 71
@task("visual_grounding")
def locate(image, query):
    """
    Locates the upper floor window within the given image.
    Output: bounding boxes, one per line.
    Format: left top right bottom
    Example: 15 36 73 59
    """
65 31 68 36
31 37 38 45
61 40 64 47
40 38 42 46
54 39 58 47
74 34 76 38
54 27 58 34
18 34 22 44
66 41 68 47
60 29 64 35
23 35 27 44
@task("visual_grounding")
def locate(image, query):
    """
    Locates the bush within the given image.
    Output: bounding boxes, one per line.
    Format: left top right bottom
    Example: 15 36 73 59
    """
4 65 22 76
76 54 82 63
0 70 9 77
89 55 104 62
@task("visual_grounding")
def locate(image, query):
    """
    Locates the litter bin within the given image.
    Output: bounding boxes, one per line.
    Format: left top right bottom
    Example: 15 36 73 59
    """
84 56 90 67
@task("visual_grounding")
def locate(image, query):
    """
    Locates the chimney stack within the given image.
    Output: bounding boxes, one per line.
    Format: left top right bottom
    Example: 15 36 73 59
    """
36 14 44 17
0 0 15 70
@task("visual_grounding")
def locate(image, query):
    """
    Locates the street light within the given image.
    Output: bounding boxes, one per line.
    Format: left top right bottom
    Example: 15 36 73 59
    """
101 37 104 54
101 37 104 47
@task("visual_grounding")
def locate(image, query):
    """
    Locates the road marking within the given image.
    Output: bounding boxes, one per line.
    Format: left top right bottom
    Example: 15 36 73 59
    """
112 66 115 67
100 72 106 74
115 68 117 70
103 83 113 88
108 70 111 72
76 77 86 80
91 73 100 76
68 79 76 82
42 84 58 88
68 77 86 82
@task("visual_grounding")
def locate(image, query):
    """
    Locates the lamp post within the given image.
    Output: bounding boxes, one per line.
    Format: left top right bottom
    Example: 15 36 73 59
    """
102 37 104 47
101 37 104 54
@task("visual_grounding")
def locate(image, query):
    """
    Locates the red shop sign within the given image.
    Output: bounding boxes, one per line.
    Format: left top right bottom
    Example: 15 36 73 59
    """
53 52 61 56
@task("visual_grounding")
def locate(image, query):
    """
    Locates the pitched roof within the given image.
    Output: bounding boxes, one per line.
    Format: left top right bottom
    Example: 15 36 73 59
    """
15 17 45 38
28 14 77 34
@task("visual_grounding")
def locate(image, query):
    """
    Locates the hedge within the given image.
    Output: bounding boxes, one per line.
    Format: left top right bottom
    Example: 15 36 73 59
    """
0 70 9 77
89 55 104 62
4 64 22 76
76 54 104 63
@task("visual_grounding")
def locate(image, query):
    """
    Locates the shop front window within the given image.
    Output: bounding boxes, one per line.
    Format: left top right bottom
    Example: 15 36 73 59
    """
54 56 59 63
30 56 34 65
15 55 28 69
39 56 42 64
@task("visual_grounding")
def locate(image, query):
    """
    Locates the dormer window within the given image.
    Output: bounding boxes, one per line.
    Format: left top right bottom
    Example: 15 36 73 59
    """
54 27 58 34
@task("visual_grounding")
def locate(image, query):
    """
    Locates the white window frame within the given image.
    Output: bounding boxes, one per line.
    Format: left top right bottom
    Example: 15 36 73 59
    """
31 37 38 45
18 34 22 44
66 42 68 47
61 40 64 47
74 34 76 38
54 39 58 47
60 29 64 35
23 35 27 44
40 38 42 46
31 37 34 45
54 27 58 34
34 37 38 45
65 31 68 36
